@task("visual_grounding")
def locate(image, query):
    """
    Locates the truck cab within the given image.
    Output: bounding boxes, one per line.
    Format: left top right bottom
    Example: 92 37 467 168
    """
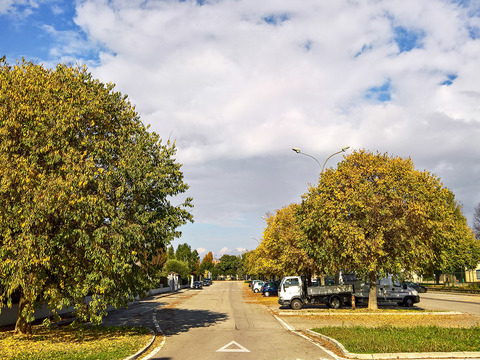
278 276 304 309
278 276 354 310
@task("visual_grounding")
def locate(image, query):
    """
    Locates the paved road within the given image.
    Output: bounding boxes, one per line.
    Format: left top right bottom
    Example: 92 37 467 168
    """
152 281 334 360
100 284 480 359
417 291 480 315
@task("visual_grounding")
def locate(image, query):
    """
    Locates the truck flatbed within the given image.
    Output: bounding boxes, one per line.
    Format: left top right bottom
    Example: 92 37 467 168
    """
307 284 353 296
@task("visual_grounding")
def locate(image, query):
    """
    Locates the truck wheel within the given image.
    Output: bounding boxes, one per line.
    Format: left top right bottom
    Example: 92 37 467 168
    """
264 291 270 297
329 296 342 309
290 299 303 310
404 297 414 307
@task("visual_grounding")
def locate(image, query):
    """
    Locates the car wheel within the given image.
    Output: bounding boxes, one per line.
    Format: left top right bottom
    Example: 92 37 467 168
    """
254 289 259 293
404 297 414 307
329 296 341 309
264 291 270 297
290 299 303 310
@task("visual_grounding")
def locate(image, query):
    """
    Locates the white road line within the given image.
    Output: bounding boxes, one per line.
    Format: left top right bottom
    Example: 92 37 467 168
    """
274 315 296 331
140 312 166 360
273 315 342 360
216 340 250 353
152 312 162 333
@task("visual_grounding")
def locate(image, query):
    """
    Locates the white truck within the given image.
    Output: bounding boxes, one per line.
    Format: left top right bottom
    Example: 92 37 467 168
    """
278 275 420 310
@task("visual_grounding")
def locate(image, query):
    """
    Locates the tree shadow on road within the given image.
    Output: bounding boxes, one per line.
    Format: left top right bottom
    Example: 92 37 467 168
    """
100 298 171 328
156 307 228 336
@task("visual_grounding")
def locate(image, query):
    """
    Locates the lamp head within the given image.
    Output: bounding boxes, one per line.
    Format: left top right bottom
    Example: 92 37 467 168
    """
341 146 350 152
292 147 301 154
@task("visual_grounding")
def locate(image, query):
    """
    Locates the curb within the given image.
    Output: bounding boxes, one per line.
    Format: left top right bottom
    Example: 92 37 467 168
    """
123 329 156 360
279 310 462 316
306 329 480 359
122 288 190 360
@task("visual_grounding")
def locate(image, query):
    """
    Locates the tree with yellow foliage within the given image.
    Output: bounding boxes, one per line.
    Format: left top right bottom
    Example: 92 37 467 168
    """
0 58 193 334
256 204 320 279
299 150 479 309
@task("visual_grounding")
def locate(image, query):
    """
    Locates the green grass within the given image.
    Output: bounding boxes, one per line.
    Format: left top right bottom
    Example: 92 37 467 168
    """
312 325 480 354
0 325 152 360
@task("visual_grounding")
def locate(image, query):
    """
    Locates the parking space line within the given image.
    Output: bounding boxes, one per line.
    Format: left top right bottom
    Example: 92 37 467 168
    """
273 315 342 360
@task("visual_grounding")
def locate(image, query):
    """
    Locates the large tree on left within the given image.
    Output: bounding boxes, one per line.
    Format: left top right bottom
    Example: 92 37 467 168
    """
0 58 193 334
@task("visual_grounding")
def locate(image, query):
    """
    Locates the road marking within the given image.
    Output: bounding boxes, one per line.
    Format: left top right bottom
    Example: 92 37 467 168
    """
140 311 166 360
273 315 341 360
152 312 162 333
216 341 250 353
274 315 295 331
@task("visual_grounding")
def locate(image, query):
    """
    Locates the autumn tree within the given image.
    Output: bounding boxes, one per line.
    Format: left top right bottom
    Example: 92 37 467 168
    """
256 204 320 279
299 150 479 309
200 251 214 276
0 58 193 334
242 250 264 279
189 249 200 276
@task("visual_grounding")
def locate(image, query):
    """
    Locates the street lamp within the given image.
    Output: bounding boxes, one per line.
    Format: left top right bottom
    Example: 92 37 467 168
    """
321 146 350 173
292 147 321 168
251 236 260 244
292 146 350 173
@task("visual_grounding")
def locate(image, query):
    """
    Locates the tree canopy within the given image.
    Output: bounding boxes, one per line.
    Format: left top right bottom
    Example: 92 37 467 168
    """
175 243 200 276
163 259 190 279
248 205 320 279
213 255 241 277
299 150 479 309
200 251 214 276
0 58 193 334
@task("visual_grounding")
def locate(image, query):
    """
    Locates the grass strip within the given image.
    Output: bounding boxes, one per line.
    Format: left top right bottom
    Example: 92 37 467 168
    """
312 325 480 354
0 325 152 360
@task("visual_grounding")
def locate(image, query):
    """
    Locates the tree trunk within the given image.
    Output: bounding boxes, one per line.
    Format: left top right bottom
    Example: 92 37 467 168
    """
367 271 378 310
15 295 33 335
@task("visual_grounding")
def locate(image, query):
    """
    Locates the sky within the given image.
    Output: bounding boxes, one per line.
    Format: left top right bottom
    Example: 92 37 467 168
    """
2 0 480 260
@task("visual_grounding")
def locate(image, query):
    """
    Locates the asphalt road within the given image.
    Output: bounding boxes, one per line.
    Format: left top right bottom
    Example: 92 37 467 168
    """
151 281 335 360
99 284 480 360
416 291 480 315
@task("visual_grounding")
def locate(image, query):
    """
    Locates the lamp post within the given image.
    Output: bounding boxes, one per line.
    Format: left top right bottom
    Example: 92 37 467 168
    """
291 145 350 291
251 236 260 244
292 146 350 173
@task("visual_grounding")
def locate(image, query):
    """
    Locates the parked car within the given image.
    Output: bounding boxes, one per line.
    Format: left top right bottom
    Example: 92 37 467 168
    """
262 282 279 297
252 281 265 293
192 281 203 289
250 280 261 289
403 281 427 293
202 279 210 286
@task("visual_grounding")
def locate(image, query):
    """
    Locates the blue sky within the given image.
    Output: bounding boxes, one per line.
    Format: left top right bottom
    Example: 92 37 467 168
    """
2 0 480 259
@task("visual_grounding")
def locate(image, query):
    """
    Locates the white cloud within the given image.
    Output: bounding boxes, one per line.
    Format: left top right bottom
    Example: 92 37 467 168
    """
217 247 231 257
196 247 206 255
0 0 43 17
0 0 15 14
14 0 480 254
